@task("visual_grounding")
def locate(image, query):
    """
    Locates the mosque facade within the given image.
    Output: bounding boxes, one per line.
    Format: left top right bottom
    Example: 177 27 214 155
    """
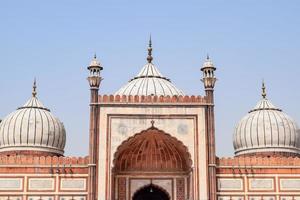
0 40 299 200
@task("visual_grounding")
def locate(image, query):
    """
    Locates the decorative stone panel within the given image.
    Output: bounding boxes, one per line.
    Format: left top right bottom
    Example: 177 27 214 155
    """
28 178 54 191
217 178 243 191
0 197 22 200
248 196 262 200
280 179 300 190
280 197 293 200
262 197 275 200
218 196 230 200
248 196 275 200
60 178 86 191
118 177 126 200
249 178 274 191
0 178 22 190
218 196 244 200
176 178 185 200
152 179 172 196
27 196 54 200
58 196 86 200
231 197 244 200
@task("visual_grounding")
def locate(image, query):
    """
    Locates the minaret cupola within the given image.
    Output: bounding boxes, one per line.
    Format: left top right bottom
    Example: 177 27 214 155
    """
87 54 103 89
201 55 217 102
201 55 217 91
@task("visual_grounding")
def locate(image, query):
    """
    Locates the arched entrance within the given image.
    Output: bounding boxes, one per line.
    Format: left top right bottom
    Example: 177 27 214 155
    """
133 184 170 200
112 125 192 200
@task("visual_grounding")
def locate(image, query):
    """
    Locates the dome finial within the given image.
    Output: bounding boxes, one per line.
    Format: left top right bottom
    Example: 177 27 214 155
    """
94 53 97 59
32 78 37 97
147 35 153 63
206 53 210 60
262 80 267 99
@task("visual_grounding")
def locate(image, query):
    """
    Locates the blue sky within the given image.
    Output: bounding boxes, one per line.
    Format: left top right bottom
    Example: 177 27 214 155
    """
0 1 299 157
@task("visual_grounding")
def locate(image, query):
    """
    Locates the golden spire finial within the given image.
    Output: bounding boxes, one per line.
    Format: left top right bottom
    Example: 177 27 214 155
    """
262 80 267 99
32 78 37 97
147 35 153 63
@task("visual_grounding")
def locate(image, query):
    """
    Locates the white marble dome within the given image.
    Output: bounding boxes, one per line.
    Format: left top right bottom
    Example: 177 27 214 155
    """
0 82 66 156
115 62 184 96
233 84 300 156
115 39 184 96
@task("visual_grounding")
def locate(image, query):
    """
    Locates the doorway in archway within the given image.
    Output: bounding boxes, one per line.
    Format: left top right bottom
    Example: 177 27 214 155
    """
132 185 170 200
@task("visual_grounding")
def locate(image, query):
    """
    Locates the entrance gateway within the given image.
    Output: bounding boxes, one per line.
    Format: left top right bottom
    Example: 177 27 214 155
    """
112 126 192 199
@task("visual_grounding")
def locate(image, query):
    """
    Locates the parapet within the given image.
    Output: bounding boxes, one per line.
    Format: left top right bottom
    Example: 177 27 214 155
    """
0 155 89 166
97 95 209 104
217 156 300 167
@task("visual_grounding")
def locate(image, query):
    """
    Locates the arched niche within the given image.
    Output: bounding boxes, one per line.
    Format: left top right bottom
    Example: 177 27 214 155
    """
112 126 193 200
113 126 192 173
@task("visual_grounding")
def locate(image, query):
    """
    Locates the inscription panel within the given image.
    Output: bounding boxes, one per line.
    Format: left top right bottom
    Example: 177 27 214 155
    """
60 178 86 191
249 178 274 191
217 178 243 191
28 178 54 191
280 179 300 191
0 178 22 190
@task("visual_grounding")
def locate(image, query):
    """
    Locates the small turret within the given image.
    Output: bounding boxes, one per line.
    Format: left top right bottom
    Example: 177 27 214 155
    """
87 54 103 89
201 55 217 102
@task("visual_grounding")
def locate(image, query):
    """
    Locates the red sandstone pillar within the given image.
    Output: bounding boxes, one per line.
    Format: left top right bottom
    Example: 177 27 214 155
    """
87 55 103 200
201 55 217 200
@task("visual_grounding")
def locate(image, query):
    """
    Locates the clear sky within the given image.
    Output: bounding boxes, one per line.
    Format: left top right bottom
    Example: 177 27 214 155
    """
0 1 299 157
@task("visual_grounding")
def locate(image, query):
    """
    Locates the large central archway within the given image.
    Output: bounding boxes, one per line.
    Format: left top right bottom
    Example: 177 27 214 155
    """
112 126 192 200
133 184 170 200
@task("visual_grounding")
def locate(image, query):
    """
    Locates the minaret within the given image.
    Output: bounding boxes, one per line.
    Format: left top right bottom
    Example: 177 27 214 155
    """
201 55 217 103
87 54 103 200
201 55 217 200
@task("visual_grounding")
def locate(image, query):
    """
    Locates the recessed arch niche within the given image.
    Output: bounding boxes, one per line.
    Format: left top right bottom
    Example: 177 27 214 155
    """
112 126 193 200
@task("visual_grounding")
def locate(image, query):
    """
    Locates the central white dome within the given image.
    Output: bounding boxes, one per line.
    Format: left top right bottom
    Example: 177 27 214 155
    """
115 38 184 96
115 62 184 96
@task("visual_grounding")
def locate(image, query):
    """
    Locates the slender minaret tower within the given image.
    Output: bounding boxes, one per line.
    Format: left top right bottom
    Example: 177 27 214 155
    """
201 55 217 102
201 55 217 200
87 54 103 200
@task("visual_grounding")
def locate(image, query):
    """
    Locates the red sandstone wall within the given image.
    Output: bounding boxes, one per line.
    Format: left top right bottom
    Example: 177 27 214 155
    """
216 156 300 200
0 155 89 200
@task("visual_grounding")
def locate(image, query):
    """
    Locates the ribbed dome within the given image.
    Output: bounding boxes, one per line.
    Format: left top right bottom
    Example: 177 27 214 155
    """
0 81 66 156
113 126 192 172
233 83 300 156
115 38 184 96
115 63 184 96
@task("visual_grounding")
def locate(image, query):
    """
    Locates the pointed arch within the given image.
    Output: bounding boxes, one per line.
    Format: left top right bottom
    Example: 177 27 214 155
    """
113 126 192 172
